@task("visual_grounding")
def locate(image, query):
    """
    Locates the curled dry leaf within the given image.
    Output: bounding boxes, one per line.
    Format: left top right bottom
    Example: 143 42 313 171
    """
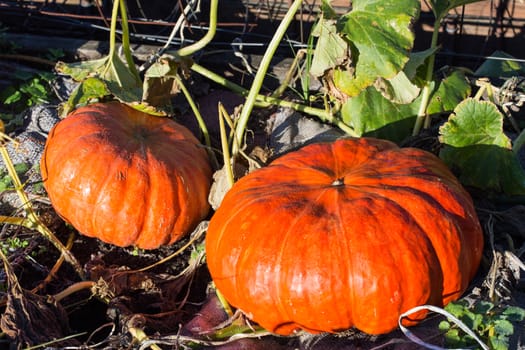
88 257 203 335
0 255 78 348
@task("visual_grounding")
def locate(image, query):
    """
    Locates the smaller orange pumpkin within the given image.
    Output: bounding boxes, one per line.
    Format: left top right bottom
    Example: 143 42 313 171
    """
41 102 212 249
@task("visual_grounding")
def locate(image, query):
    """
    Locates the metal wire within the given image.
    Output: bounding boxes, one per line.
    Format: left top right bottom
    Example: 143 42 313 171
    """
1 0 524 64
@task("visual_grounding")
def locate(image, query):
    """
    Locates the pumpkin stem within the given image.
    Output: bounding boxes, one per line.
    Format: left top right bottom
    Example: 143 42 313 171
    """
331 178 345 187
175 0 218 58
189 63 358 136
232 0 303 157
412 13 441 135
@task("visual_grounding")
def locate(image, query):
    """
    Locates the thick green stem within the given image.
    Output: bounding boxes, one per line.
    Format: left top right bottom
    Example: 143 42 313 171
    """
173 74 218 169
412 16 441 136
176 0 218 57
190 63 358 137
232 0 303 156
107 0 120 60
218 104 235 188
118 0 141 83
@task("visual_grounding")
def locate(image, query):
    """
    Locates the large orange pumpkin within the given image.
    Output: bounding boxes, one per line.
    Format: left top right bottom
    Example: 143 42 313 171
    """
206 137 484 335
41 102 212 249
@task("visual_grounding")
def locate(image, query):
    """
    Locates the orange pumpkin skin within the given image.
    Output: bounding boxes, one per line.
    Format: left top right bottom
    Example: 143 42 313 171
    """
41 102 212 249
206 137 483 335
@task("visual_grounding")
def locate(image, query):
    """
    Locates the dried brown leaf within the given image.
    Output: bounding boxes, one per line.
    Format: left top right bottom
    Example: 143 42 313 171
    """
0 255 78 348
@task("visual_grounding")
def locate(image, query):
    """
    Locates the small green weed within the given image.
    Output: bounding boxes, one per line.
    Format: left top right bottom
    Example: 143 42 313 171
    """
44 48 65 62
0 236 29 255
0 70 55 113
0 163 29 191
439 299 525 350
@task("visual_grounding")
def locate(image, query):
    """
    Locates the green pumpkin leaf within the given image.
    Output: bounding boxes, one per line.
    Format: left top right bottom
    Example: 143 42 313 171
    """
474 50 525 78
374 70 420 104
444 300 470 316
3 90 21 105
404 47 439 81
60 77 110 116
310 18 348 78
334 0 420 96
502 306 525 322
429 0 486 21
56 58 109 81
439 99 525 195
427 69 471 115
440 99 511 149
126 102 168 116
104 55 141 88
489 337 511 350
144 59 177 78
320 0 338 18
514 129 525 154
341 86 418 143
472 300 494 314
493 319 514 337
59 53 144 116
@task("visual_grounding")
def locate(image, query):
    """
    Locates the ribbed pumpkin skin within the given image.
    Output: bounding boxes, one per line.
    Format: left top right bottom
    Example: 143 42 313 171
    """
41 102 212 249
206 137 483 335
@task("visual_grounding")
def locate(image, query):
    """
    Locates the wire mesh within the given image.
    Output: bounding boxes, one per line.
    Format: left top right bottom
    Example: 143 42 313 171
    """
0 0 524 68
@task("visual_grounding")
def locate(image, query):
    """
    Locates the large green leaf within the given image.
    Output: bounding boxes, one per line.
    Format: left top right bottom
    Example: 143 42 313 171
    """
439 98 525 195
341 86 419 143
334 0 420 96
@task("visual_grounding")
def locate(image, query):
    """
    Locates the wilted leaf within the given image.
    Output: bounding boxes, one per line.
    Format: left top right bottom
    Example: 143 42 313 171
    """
341 86 419 143
141 76 176 112
375 70 420 104
182 293 229 335
56 57 108 81
439 99 525 195
103 55 142 102
310 18 348 78
0 254 77 348
127 101 168 116
144 53 194 79
334 0 420 96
